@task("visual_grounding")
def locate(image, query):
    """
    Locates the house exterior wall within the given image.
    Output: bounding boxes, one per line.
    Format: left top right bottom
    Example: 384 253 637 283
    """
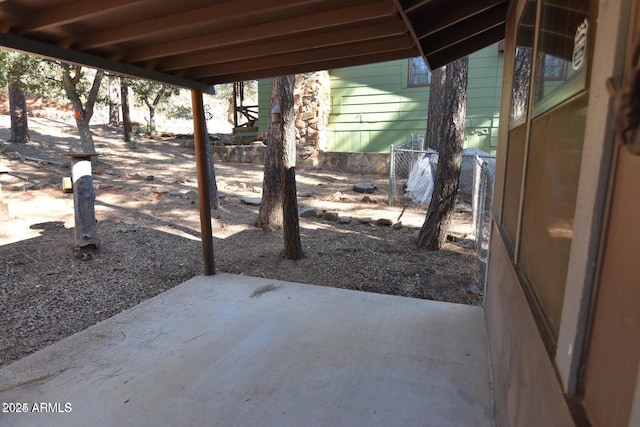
324 59 428 153
485 6 576 422
580 2 640 424
485 226 575 426
466 45 504 153
487 0 639 425
257 44 503 154
583 138 640 426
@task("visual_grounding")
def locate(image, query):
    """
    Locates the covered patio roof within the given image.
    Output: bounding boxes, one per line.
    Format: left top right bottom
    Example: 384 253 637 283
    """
0 0 509 92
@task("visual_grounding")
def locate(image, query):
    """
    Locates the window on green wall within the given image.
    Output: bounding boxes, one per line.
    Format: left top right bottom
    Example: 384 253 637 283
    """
408 57 431 87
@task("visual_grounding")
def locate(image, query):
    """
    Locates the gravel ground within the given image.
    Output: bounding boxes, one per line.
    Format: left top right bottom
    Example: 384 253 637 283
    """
0 117 482 368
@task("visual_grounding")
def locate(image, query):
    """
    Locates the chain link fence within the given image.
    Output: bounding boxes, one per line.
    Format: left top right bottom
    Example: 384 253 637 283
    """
388 134 438 205
472 155 495 286
389 140 495 286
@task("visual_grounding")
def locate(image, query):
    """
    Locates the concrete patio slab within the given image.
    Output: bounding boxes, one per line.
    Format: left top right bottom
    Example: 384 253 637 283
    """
0 273 494 426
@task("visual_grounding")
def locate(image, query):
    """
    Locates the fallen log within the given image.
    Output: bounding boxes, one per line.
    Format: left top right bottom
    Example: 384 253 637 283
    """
22 155 65 166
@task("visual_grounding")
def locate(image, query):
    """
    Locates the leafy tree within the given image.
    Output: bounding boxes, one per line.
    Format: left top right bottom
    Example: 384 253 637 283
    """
417 56 469 250
57 63 105 156
0 52 47 143
128 80 179 137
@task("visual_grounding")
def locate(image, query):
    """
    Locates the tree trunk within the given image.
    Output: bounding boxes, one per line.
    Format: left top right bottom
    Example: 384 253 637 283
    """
417 57 469 250
257 77 286 230
280 75 303 260
61 65 104 159
150 86 167 138
108 75 120 126
75 116 96 154
283 165 303 259
121 78 133 145
69 156 99 251
8 81 29 143
195 103 219 210
426 68 446 151
148 106 156 138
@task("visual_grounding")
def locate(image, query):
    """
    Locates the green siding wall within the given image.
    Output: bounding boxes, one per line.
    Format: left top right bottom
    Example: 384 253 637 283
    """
258 80 272 133
466 44 504 152
258 43 503 154
326 60 428 152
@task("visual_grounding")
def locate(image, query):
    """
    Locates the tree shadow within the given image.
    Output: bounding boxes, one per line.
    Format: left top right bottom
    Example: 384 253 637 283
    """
0 219 202 367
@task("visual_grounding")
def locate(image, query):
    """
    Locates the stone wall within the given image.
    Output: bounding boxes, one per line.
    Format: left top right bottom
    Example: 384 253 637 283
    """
211 143 266 165
294 72 331 150
298 151 389 175
211 145 389 176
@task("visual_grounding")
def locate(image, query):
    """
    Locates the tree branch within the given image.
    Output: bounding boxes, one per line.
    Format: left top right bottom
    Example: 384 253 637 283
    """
84 70 105 122
152 86 166 107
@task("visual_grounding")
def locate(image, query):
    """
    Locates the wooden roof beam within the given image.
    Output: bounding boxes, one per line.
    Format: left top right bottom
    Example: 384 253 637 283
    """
68 0 328 50
0 31 216 93
391 0 427 70
186 36 414 79
10 0 152 34
158 19 407 71
419 2 508 54
123 1 395 62
205 48 418 85
425 24 505 69
409 0 506 38
399 0 430 14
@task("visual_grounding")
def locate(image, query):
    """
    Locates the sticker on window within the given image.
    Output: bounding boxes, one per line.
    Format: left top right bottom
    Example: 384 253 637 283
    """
572 19 589 71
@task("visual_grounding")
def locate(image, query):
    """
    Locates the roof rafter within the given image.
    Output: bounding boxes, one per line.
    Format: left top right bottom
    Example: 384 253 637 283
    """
408 0 505 38
122 0 394 63
158 19 407 72
206 48 418 85
10 0 152 34
426 24 506 69
0 0 508 90
67 0 332 50
419 2 508 55
0 31 216 93
186 36 414 79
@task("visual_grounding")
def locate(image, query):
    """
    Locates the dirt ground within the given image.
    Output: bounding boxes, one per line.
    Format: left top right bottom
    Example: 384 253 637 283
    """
0 115 482 368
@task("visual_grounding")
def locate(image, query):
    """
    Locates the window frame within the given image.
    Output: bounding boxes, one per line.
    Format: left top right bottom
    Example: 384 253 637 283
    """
407 57 432 87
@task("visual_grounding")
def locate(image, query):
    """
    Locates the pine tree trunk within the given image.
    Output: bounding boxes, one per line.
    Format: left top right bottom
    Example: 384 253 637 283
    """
195 105 219 210
426 68 445 151
108 75 120 126
257 77 286 230
69 156 99 251
121 78 134 145
8 81 29 143
417 57 468 250
280 74 303 260
283 166 303 259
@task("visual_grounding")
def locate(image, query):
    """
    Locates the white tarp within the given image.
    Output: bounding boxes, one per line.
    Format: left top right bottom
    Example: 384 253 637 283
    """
404 153 438 205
